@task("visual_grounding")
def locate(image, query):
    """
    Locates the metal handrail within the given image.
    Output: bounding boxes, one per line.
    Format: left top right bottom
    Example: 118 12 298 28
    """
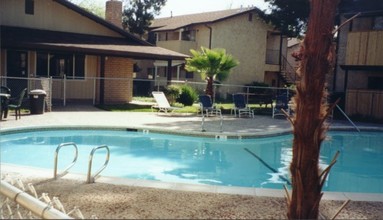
87 145 110 184
201 112 206 132
336 104 360 132
200 108 223 133
54 142 78 179
219 113 223 133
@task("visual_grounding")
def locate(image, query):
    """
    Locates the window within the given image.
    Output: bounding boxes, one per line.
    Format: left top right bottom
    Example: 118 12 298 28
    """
157 33 167 41
352 16 383 31
248 13 253 22
36 52 85 79
373 16 383 30
368 77 383 90
185 72 194 79
352 17 373 31
25 0 34 15
49 53 73 78
74 54 85 79
36 52 48 77
181 30 196 41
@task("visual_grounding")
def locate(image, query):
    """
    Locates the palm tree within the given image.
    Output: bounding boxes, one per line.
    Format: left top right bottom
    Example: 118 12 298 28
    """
185 47 239 98
287 0 340 219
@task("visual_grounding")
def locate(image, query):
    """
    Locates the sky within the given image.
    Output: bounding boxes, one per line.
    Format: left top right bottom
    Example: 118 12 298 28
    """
71 0 269 18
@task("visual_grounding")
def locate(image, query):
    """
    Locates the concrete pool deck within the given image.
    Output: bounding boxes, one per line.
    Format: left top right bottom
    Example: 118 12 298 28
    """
1 104 383 203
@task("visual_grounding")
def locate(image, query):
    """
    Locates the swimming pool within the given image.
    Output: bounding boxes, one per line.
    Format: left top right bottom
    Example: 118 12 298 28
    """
1 129 382 193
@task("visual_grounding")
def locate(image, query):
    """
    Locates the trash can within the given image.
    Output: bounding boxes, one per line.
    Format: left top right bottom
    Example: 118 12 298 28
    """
29 89 46 114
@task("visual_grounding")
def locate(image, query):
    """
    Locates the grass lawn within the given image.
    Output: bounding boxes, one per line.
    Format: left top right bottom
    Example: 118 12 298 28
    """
96 97 273 116
95 97 381 123
96 103 201 113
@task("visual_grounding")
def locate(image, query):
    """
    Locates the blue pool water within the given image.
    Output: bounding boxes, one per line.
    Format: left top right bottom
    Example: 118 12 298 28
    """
1 129 382 193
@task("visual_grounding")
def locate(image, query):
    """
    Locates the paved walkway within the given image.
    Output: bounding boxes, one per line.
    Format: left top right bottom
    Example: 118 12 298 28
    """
1 104 382 135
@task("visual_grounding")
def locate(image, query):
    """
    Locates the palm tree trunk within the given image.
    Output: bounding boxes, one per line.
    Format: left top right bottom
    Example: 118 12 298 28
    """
288 0 339 219
205 77 214 97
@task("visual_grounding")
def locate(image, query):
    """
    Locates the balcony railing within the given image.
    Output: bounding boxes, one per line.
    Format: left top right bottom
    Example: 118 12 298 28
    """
156 40 197 56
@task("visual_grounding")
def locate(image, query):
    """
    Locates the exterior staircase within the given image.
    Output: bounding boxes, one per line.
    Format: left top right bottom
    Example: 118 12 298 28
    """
278 55 298 86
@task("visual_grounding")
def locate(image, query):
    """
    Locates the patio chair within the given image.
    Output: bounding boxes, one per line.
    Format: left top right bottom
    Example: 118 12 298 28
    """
8 88 28 120
199 95 221 117
231 93 254 118
151 91 181 114
272 93 291 119
1 86 11 120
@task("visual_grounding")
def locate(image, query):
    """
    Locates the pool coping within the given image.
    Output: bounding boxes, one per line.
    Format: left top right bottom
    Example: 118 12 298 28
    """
0 124 293 138
2 163 382 202
1 125 383 202
1 124 383 138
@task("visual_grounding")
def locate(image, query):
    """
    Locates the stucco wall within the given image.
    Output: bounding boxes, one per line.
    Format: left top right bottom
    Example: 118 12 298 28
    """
209 13 275 86
163 13 283 87
0 0 121 37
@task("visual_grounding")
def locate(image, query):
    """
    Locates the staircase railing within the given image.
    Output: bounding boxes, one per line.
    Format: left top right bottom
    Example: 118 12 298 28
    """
280 55 298 84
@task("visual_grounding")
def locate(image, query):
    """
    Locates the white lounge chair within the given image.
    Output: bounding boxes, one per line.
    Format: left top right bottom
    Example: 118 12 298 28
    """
151 91 181 114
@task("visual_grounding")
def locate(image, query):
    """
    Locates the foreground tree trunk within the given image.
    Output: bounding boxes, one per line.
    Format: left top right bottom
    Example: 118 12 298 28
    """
288 0 339 219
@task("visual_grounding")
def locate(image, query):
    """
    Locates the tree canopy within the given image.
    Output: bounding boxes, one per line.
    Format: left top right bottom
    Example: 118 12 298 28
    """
264 0 310 37
122 0 166 37
70 0 105 18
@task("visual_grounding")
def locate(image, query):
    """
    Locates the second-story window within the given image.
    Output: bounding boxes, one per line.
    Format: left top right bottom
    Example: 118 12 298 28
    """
373 16 383 30
181 30 196 41
25 0 34 15
352 16 383 31
248 13 253 22
157 32 167 41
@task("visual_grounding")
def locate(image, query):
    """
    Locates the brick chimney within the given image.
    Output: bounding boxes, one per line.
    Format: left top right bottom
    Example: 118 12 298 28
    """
105 0 123 28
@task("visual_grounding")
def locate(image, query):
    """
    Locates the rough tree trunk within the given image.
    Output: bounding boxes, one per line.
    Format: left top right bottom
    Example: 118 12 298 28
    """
205 77 214 98
288 0 339 219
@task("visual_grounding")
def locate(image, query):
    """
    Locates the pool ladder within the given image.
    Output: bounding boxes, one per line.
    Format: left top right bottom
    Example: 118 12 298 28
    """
201 112 223 132
53 142 110 183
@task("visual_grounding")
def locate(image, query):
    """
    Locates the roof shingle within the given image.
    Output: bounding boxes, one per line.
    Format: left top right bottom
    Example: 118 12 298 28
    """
1 26 189 60
151 7 264 31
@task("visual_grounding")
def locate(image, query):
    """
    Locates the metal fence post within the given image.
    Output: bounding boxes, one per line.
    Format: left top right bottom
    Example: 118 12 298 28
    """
93 77 96 105
63 75 66 106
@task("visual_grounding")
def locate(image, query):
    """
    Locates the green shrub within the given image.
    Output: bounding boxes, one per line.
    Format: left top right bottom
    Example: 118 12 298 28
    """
163 85 181 104
176 84 198 106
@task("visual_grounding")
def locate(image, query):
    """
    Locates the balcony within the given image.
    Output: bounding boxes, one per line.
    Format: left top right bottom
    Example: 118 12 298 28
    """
156 40 198 56
345 30 383 66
